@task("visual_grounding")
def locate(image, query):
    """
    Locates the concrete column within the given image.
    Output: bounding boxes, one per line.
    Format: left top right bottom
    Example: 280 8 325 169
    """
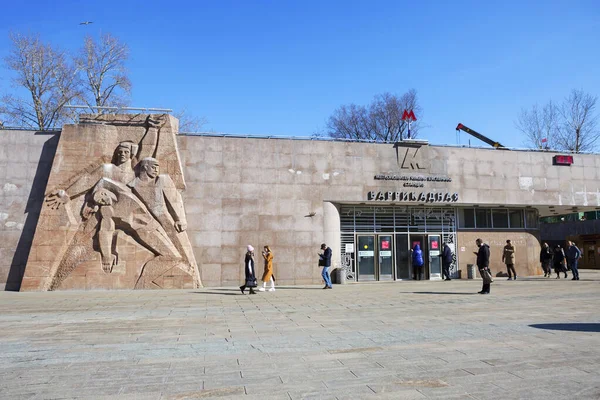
323 201 341 273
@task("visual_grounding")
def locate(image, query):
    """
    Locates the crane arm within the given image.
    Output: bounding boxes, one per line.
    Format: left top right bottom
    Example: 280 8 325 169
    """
456 123 505 149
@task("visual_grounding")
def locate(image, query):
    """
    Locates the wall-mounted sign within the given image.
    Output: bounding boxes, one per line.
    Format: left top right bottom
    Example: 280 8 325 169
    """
345 243 354 253
374 174 452 182
359 251 374 257
553 155 574 166
380 251 392 257
367 191 459 203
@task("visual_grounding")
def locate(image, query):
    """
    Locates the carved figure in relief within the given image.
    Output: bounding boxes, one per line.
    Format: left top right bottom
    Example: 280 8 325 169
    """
90 178 188 289
127 157 201 287
41 116 200 290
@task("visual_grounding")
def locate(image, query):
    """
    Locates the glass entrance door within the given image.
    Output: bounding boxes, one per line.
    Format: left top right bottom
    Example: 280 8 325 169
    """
378 235 394 281
357 235 376 281
357 234 395 281
428 235 442 279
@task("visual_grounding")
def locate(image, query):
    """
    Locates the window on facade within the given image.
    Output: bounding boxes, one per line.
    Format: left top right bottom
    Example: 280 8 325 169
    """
475 209 491 228
509 209 524 228
459 209 475 228
526 209 539 229
492 209 509 228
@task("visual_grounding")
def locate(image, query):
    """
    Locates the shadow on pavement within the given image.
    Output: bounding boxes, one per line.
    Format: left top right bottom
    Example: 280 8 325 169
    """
530 323 600 332
412 291 477 295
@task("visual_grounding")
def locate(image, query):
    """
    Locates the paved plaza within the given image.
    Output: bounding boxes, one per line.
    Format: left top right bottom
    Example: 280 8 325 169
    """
1 272 600 400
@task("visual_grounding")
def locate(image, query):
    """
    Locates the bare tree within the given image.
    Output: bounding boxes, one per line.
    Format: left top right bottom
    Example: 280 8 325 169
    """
327 89 422 141
173 108 208 132
0 33 80 130
515 101 559 149
556 89 599 153
75 33 131 110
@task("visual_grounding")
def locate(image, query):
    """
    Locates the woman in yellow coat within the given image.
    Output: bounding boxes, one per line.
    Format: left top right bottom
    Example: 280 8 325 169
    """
259 245 275 292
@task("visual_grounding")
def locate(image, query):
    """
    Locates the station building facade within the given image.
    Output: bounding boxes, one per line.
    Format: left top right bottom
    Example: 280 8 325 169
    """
176 134 600 286
2 124 600 290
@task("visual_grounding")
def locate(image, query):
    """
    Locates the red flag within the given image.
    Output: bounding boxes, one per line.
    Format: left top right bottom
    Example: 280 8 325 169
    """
541 138 548 143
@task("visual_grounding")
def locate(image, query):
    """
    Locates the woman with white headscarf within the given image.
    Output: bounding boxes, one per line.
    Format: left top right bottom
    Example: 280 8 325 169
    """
240 245 257 294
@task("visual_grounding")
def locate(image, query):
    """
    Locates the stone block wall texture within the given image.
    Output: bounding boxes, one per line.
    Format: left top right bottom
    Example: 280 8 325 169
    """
6 121 600 289
457 231 542 279
0 130 59 290
19 115 200 291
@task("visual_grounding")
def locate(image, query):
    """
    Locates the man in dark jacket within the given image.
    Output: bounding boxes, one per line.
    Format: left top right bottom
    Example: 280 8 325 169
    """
474 238 492 294
441 243 453 281
566 241 581 280
319 243 333 289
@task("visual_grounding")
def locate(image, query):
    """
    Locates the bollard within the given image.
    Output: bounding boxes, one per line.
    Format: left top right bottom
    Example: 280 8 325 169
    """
467 264 476 279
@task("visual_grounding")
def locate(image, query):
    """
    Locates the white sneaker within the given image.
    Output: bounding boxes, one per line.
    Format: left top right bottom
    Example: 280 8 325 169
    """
268 288 276 292
258 287 266 292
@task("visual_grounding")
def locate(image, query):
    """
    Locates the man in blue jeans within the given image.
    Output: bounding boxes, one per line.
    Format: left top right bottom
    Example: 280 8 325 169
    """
319 243 333 289
566 241 581 280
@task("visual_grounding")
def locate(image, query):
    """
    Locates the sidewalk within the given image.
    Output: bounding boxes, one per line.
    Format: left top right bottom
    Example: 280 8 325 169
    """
1 271 600 399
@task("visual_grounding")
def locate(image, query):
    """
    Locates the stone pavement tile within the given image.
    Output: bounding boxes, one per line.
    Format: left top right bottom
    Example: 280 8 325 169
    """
160 386 246 399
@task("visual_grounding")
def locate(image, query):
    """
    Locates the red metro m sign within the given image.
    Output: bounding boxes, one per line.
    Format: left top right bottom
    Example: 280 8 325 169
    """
401 110 417 121
401 110 417 139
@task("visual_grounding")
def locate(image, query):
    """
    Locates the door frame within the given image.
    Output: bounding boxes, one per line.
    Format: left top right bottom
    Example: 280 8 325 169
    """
355 233 396 281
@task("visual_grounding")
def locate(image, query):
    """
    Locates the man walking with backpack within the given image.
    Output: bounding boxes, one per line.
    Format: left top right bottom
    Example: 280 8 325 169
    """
566 241 581 280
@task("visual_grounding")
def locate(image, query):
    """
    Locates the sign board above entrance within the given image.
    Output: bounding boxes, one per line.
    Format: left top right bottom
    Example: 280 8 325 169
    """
367 191 459 203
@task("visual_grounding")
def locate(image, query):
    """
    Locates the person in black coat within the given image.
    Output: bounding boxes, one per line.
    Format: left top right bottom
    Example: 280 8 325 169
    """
553 245 568 279
240 245 257 294
474 238 492 294
539 242 553 277
441 243 453 281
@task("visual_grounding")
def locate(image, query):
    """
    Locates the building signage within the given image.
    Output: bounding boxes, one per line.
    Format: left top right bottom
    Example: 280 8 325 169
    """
375 174 452 188
359 251 374 257
367 191 459 203
374 174 452 182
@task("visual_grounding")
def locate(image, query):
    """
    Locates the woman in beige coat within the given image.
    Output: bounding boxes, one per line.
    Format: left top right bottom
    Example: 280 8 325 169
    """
259 245 275 292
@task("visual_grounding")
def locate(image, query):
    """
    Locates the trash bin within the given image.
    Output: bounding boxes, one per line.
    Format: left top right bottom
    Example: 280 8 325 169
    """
336 267 347 285
467 264 476 279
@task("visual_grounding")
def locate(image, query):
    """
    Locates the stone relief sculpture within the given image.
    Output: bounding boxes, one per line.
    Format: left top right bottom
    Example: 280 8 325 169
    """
20 114 201 291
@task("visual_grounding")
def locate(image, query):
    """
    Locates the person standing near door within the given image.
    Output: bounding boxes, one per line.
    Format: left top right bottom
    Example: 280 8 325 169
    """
441 243 453 281
566 241 581 280
412 244 424 280
319 243 333 289
475 238 492 294
502 240 517 280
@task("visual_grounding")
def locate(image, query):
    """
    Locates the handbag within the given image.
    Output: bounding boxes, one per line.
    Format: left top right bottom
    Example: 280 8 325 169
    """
480 268 493 284
318 259 325 267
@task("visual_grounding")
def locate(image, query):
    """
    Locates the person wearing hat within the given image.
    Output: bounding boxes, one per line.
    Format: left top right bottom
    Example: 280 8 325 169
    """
240 245 257 294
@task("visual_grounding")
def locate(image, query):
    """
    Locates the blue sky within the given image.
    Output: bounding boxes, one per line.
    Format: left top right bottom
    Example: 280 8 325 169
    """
1 1 599 147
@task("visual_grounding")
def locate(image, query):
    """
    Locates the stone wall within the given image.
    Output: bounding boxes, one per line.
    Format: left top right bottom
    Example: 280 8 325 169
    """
457 231 543 279
0 130 59 290
7 122 600 289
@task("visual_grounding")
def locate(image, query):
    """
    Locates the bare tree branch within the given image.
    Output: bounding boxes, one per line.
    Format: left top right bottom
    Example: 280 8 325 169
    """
0 32 80 130
326 90 422 141
173 108 208 133
515 101 559 149
75 33 131 110
556 89 599 153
